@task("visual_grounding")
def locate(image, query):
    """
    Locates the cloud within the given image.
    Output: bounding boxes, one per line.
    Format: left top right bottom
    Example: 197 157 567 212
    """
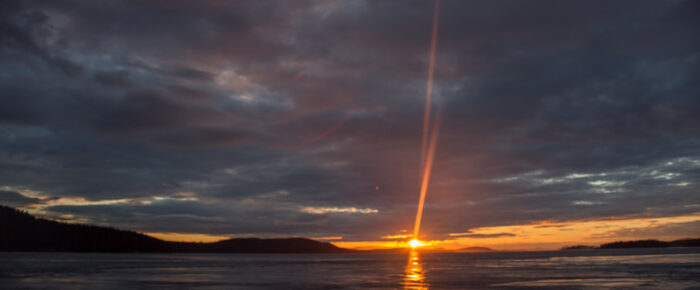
588 220 700 241
0 190 41 207
0 0 698 242
448 231 516 238
300 206 379 215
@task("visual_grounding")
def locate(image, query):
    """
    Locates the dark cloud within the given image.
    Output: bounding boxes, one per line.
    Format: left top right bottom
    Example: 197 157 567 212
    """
0 0 698 240
0 190 41 207
449 231 516 239
590 220 700 240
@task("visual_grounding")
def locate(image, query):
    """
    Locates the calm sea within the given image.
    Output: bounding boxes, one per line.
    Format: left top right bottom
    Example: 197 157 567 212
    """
1 248 699 289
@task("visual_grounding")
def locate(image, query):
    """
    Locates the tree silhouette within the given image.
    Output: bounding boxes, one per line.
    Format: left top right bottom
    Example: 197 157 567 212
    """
0 205 354 253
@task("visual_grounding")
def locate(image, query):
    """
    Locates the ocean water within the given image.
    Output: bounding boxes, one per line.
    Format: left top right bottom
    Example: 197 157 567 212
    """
1 248 699 289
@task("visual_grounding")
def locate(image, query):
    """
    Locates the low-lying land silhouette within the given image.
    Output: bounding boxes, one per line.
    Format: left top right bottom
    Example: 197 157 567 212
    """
457 246 495 252
562 238 700 250
4 205 697 253
0 205 354 253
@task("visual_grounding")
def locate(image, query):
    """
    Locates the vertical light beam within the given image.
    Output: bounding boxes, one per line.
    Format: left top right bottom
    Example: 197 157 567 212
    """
419 0 441 173
413 0 441 241
413 106 441 239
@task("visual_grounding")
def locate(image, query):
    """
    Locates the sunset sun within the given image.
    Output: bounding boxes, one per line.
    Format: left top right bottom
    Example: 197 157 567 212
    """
408 239 424 248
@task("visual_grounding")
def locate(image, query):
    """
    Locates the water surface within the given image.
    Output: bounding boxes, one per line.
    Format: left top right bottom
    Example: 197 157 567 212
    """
1 248 699 289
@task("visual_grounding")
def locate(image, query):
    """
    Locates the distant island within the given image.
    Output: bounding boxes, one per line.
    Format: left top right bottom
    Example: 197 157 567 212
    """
562 238 700 250
457 246 495 252
0 205 355 253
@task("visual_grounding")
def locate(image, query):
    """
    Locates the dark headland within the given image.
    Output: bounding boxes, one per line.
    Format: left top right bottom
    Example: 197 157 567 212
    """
0 205 355 253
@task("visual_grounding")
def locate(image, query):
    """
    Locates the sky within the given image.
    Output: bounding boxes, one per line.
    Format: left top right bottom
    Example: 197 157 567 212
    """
1 0 699 250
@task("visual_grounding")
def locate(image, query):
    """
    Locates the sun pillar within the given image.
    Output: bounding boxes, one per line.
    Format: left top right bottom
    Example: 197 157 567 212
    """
412 0 441 243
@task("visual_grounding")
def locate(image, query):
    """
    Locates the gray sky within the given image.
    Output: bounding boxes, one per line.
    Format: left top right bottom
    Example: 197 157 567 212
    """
1 0 699 242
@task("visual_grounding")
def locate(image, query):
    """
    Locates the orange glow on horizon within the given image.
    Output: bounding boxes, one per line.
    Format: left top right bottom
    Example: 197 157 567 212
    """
139 212 700 249
146 232 230 243
333 213 700 251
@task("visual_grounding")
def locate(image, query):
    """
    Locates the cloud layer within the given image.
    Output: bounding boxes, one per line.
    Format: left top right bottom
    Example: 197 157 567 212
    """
1 0 699 242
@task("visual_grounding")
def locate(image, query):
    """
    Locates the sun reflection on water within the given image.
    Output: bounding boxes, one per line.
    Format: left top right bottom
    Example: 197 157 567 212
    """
403 250 428 289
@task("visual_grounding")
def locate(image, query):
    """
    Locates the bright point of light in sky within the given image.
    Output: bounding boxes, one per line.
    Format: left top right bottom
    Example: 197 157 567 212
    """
409 239 424 248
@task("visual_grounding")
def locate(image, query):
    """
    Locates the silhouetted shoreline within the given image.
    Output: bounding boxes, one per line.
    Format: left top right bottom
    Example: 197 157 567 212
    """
562 238 700 250
0 205 355 253
4 205 698 253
